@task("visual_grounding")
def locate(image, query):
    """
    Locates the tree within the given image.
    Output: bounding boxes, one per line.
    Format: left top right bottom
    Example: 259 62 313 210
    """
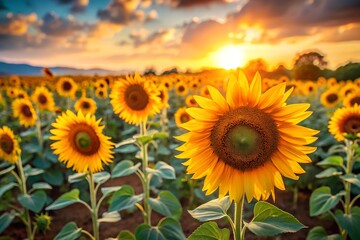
294 50 328 69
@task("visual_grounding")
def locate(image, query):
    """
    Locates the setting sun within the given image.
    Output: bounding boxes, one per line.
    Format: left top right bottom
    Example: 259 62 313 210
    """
213 45 246 70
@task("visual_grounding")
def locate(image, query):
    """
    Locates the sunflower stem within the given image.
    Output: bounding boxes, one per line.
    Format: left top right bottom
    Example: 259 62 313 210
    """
140 121 151 225
234 196 245 240
16 158 33 240
35 107 43 152
88 172 100 240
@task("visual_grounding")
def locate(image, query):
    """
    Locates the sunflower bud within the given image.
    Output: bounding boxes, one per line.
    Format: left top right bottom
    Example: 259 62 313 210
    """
35 213 51 233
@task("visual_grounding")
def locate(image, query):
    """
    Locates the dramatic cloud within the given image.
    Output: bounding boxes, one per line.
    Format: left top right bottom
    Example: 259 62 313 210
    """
97 0 142 24
57 0 89 13
40 12 84 36
157 0 232 8
133 28 176 46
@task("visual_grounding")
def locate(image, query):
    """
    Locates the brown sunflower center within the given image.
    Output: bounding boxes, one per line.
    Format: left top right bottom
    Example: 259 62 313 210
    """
158 90 164 101
350 97 360 106
38 94 47 104
70 124 100 155
178 85 185 92
0 134 14 154
124 84 149 110
82 101 91 109
190 99 196 105
345 89 353 96
210 106 279 170
326 93 338 103
98 91 104 97
343 117 360 134
62 81 72 91
180 113 190 123
21 105 32 117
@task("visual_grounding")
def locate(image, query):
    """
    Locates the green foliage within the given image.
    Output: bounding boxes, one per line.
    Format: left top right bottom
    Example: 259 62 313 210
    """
306 226 340 240
309 187 344 216
111 160 141 178
135 218 186 240
54 222 82 240
334 207 360 240
108 185 144 212
0 212 16 234
188 222 230 240
46 189 81 210
188 196 231 222
17 190 47 213
148 191 182 220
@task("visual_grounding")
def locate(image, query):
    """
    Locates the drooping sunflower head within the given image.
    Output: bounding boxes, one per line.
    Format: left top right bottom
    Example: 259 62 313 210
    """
74 97 97 115
176 71 318 203
12 98 37 127
321 88 341 108
0 126 21 164
32 86 55 111
50 110 114 173
56 77 78 98
110 73 161 125
329 105 360 141
174 107 193 128
185 95 198 107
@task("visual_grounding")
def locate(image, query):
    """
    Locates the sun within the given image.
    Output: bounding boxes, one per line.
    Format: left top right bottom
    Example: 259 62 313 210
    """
213 45 246 70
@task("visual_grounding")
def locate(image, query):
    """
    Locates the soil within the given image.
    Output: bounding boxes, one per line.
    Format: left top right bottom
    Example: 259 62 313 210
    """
3 174 337 240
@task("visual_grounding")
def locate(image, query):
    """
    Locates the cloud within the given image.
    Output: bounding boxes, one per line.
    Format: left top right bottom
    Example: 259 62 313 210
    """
132 28 176 47
0 12 38 36
40 12 84 36
57 0 89 13
157 0 231 8
97 0 142 24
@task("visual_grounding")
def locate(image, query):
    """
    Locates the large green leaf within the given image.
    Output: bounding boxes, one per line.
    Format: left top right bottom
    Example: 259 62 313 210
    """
148 191 182 220
306 226 341 240
31 182 52 191
108 185 143 212
101 186 122 196
0 165 15 176
0 212 15 234
54 222 82 240
340 174 360 188
98 211 121 223
17 190 47 213
111 160 140 178
43 169 64 186
310 187 344 216
117 230 135 240
93 171 110 184
135 218 186 240
188 196 231 222
155 161 175 179
23 165 44 177
68 173 86 183
315 168 342 179
0 182 17 198
46 189 81 210
335 207 360 240
188 222 230 240
317 156 344 167
245 201 305 237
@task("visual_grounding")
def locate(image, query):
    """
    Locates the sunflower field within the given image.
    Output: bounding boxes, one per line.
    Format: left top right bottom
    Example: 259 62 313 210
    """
0 70 360 240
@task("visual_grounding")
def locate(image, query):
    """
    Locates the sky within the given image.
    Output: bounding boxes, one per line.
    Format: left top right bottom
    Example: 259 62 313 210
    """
0 0 360 72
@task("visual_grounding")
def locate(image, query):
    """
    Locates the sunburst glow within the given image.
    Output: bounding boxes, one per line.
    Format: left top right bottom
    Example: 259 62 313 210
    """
213 45 246 70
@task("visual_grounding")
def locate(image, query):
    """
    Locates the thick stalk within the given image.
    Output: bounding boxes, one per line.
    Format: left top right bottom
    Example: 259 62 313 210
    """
88 172 99 240
35 108 43 151
16 159 33 240
344 140 354 215
234 196 245 240
140 121 151 225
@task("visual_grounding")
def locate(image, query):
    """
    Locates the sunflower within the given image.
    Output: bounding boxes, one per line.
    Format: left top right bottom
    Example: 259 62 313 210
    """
320 88 341 108
110 73 161 125
340 83 357 98
343 91 360 108
95 79 108 89
157 85 169 109
174 107 193 128
74 97 97 115
17 89 29 99
0 78 6 90
9 75 21 88
50 110 114 173
327 77 338 88
176 71 318 203
175 82 188 96
161 78 173 90
56 77 78 98
185 95 198 107
200 85 211 98
317 77 327 86
301 81 317 95
12 99 37 127
6 87 18 99
32 86 55 111
329 105 360 141
95 88 108 99
0 126 21 163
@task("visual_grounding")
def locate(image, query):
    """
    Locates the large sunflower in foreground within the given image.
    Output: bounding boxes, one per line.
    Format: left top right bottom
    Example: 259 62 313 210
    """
50 110 114 173
328 105 360 141
12 98 37 127
74 97 97 115
110 73 161 125
176 71 318 203
0 126 21 163
32 86 55 111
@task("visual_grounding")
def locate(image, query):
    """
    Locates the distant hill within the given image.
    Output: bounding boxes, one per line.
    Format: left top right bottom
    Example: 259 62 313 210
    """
0 61 130 76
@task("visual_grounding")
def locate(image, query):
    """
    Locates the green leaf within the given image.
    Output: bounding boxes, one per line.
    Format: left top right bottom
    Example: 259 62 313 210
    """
136 135 153 145
155 161 175 179
32 182 52 191
309 187 344 216
112 160 140 178
43 169 64 186
115 138 136 148
101 186 123 196
68 173 86 184
108 185 143 212
157 144 171 155
0 165 15 176
54 222 82 240
135 217 186 240
153 132 169 140
340 174 360 188
98 211 121 223
148 191 182 220
0 212 15 234
315 168 342 178
18 190 47 213
328 145 346 155
0 182 17 198
306 226 341 240
93 171 110 185
22 142 41 153
117 230 135 240
20 128 36 137
188 196 231 222
188 222 230 240
245 201 305 237
335 207 360 240
114 144 138 153
46 189 81 210
23 165 44 177
44 149 58 163
317 156 344 167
